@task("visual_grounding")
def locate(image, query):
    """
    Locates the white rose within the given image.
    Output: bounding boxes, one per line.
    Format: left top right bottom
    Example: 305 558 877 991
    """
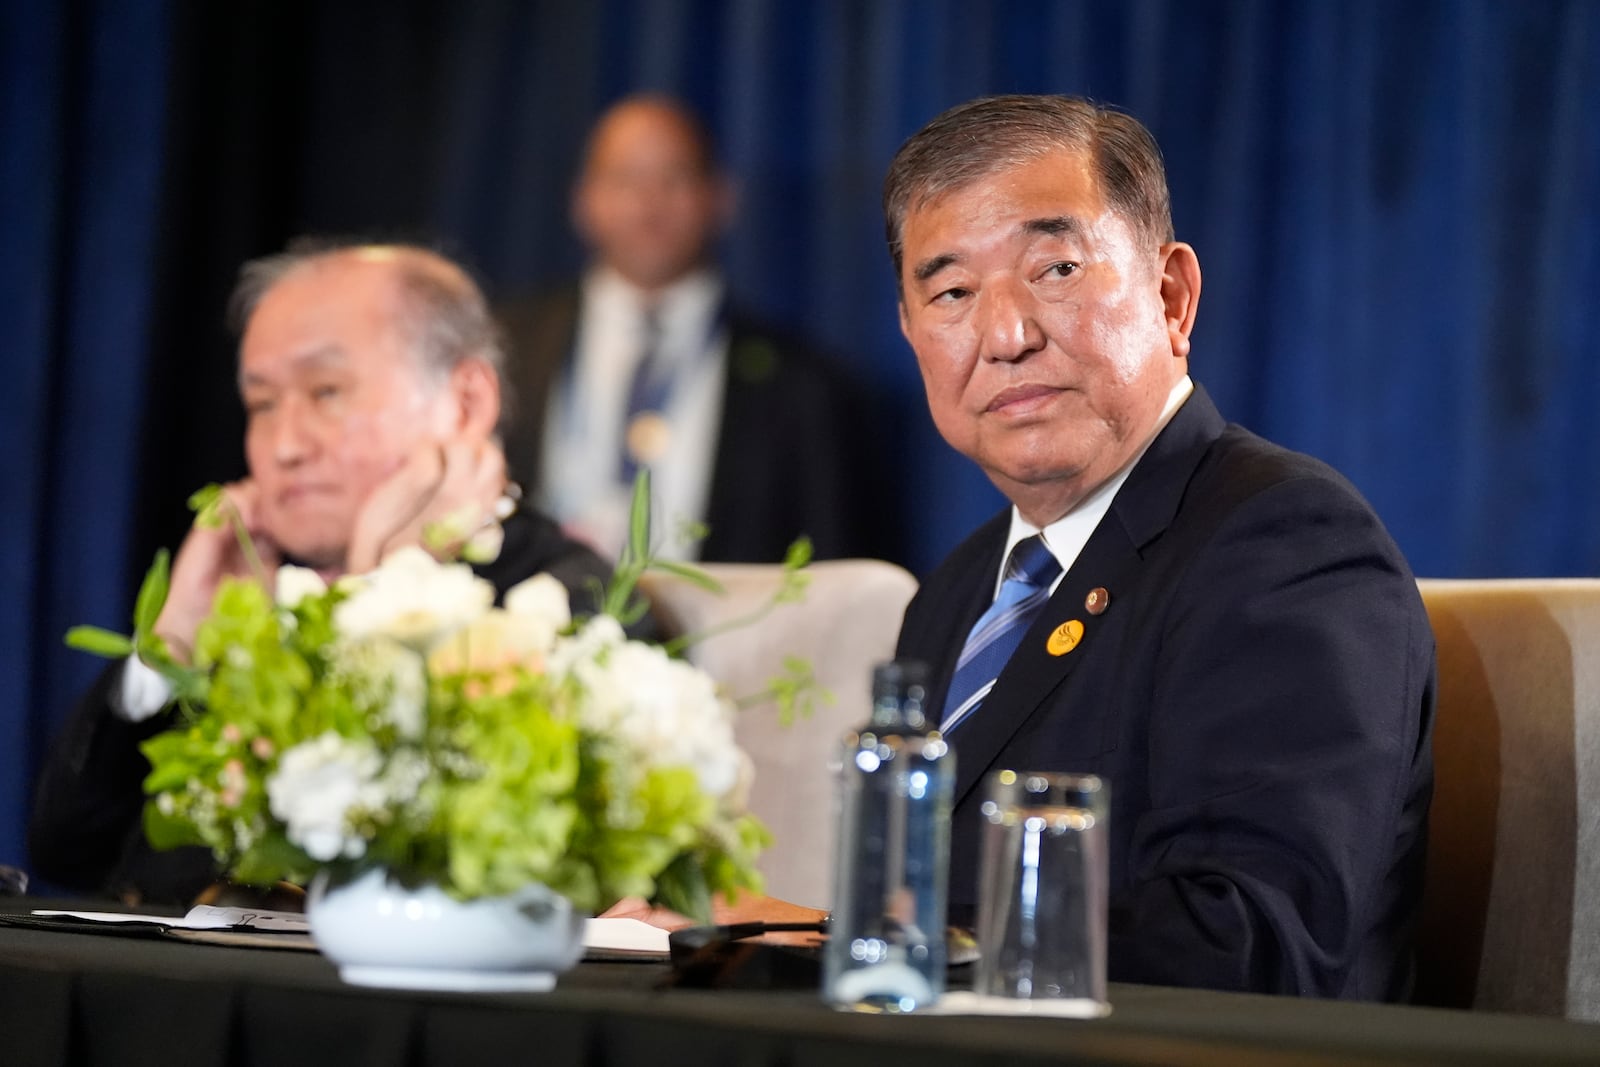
503 573 571 639
274 565 327 609
555 629 744 799
334 546 494 651
267 732 385 862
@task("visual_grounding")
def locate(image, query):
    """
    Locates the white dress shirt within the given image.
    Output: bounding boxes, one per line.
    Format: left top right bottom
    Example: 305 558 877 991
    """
539 266 728 562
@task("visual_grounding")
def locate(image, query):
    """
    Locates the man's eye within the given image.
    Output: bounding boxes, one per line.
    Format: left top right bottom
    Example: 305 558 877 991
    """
311 384 341 403
244 398 275 416
1043 261 1079 279
932 287 971 304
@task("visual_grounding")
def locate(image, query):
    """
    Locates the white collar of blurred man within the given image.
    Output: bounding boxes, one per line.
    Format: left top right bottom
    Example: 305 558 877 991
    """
572 95 734 295
232 245 508 579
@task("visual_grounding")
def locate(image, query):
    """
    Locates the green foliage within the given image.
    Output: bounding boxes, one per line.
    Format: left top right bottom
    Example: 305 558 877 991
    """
599 469 726 625
64 626 134 658
67 476 813 916
187 484 227 528
755 656 834 727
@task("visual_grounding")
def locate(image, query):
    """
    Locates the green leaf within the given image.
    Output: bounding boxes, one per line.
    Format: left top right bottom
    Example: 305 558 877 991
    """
132 549 171 636
783 536 814 571
626 467 652 566
64 626 134 658
647 559 725 594
187 484 227 529
232 835 313 886
674 519 710 547
142 800 205 851
652 851 713 922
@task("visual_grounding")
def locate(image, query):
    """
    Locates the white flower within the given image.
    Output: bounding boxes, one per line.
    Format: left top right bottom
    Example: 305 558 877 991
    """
333 546 494 651
335 637 428 739
547 615 627 675
274 565 327 609
550 621 743 799
504 573 570 638
267 732 385 862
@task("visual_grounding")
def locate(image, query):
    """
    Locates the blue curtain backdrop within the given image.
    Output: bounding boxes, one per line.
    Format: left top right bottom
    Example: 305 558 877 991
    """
3 0 1597 879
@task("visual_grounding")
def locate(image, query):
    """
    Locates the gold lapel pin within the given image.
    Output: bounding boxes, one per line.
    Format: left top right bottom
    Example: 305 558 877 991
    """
1047 619 1085 656
1085 587 1110 615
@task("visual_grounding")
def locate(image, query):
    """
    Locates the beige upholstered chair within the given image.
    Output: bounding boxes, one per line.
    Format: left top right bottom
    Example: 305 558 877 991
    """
641 559 919 908
1413 579 1600 1020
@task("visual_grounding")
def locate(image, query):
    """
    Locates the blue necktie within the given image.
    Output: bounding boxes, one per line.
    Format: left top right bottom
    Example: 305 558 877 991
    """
619 305 667 484
940 535 1063 732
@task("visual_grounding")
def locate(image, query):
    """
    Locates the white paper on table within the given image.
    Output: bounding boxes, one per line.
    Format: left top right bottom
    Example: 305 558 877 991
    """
582 917 671 956
31 909 187 926
32 906 308 932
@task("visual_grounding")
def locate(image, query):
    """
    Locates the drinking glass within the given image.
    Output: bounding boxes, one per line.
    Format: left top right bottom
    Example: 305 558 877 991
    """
973 770 1109 1015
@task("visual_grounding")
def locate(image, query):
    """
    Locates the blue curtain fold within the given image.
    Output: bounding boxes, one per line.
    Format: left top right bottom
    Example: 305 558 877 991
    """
4 0 1597 878
1 0 172 870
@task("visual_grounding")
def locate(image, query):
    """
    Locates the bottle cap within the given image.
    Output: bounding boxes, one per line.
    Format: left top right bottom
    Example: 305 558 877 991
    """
872 659 928 699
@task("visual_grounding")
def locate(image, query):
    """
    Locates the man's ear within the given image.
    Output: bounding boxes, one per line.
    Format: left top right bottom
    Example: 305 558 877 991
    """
442 357 501 442
1158 242 1202 360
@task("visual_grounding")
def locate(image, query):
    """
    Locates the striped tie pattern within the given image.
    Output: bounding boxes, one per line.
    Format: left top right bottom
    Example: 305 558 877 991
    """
619 305 665 483
940 535 1063 732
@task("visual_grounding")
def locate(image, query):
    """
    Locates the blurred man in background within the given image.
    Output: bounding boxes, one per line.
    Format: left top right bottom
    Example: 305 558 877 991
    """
498 95 884 564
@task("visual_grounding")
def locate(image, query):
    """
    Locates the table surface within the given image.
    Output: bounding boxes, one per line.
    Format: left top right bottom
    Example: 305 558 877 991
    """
3 902 1599 1067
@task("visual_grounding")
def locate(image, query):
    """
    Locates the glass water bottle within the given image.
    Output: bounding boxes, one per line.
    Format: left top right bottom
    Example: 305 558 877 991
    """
822 660 954 1012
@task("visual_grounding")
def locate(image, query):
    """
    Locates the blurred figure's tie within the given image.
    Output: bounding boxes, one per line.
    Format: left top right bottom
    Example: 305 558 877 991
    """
940 535 1062 732
620 305 667 484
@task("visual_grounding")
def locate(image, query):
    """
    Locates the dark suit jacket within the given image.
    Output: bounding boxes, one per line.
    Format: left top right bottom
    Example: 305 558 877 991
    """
28 510 613 907
896 388 1435 1000
498 285 885 563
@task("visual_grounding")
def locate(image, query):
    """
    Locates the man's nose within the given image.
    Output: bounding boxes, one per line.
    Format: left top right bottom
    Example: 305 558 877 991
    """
270 398 315 466
977 281 1046 363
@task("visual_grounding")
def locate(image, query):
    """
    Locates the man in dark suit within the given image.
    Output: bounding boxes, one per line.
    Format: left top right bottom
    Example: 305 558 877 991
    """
888 96 1435 999
498 95 880 564
30 243 614 906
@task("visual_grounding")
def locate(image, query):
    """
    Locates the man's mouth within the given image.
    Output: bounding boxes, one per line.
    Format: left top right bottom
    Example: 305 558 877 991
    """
277 484 338 507
986 384 1062 415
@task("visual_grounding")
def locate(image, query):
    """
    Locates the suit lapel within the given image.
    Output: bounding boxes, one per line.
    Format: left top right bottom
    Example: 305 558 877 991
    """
501 287 580 488
946 387 1229 809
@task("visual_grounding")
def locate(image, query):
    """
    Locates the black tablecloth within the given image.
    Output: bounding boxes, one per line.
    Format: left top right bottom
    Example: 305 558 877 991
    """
3 906 1599 1067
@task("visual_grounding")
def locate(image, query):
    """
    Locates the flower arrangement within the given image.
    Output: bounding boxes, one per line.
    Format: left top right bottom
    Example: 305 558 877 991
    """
68 479 816 920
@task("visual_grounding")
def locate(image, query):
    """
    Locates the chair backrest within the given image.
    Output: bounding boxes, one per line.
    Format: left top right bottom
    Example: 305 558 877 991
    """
1413 579 1600 1020
641 559 918 908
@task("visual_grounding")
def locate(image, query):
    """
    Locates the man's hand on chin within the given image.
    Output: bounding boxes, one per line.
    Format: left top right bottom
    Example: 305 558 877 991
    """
155 480 281 661
603 893 828 947
346 439 507 574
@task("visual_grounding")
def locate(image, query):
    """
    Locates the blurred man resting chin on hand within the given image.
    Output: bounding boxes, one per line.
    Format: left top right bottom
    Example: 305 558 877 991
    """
29 243 613 907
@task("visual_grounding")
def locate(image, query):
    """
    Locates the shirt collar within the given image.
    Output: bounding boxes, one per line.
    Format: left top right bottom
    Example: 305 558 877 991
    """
586 265 723 334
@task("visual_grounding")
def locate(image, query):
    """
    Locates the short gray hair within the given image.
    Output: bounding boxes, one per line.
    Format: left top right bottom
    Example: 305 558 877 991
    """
883 95 1174 282
228 240 511 420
